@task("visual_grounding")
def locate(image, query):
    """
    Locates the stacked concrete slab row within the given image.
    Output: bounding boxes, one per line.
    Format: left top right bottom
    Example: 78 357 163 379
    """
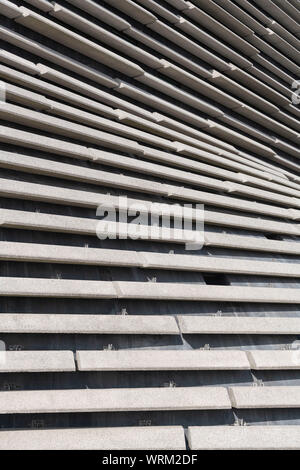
0 0 300 450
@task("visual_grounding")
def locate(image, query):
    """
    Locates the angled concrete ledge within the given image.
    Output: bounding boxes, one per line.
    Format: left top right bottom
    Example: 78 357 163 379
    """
15 7 144 77
247 350 300 370
0 314 179 335
65 0 130 31
0 351 75 373
116 282 300 304
104 0 156 25
1 0 22 18
178 316 300 335
0 30 118 90
50 4 161 70
0 426 186 450
1 209 300 255
0 387 231 414
3 242 300 279
0 151 168 197
0 102 142 155
0 51 38 75
76 350 250 371
23 0 54 12
0 64 117 117
229 386 300 409
0 278 117 299
187 426 300 450
2 176 299 236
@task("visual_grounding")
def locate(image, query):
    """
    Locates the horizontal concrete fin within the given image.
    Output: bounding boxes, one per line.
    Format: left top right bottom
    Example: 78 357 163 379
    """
0 387 231 413
0 426 186 450
178 316 300 334
0 278 117 298
247 350 300 370
187 426 300 450
229 386 300 408
0 351 75 372
2 243 300 278
116 282 300 303
0 314 179 335
76 350 250 371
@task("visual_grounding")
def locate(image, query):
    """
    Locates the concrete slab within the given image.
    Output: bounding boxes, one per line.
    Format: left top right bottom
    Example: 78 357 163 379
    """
229 386 300 408
0 387 231 413
0 351 75 372
247 350 300 370
178 316 300 334
187 426 300 450
0 278 117 298
116 282 300 303
76 349 250 371
0 314 179 335
0 426 186 450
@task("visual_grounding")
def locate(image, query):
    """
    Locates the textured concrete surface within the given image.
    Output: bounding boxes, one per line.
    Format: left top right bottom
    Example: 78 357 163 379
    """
0 314 179 335
229 386 300 408
0 351 75 372
187 426 300 450
0 387 231 414
178 316 300 334
247 350 300 370
77 350 250 371
0 426 186 450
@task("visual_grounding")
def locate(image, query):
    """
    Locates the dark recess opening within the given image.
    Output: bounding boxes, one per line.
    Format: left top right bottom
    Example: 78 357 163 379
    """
265 234 283 240
202 273 229 285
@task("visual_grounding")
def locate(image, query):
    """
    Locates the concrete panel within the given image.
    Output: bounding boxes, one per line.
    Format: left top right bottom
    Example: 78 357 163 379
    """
0 31 118 90
65 0 130 31
247 351 300 370
148 20 229 70
104 0 156 25
1 0 21 18
137 0 180 23
3 243 300 279
183 2 257 56
0 65 116 117
5 83 49 110
0 51 38 75
229 386 300 408
2 209 300 255
77 350 250 371
0 351 75 372
0 426 186 450
16 7 144 77
178 316 300 335
136 72 223 117
177 17 252 69
0 314 179 335
0 103 142 154
0 278 117 299
142 252 300 277
187 426 300 450
205 231 300 255
125 26 212 79
116 282 300 303
0 149 297 220
23 0 54 12
0 242 141 267
36 64 154 120
0 151 168 196
116 80 209 128
0 387 231 413
50 4 162 69
0 125 90 159
47 100 175 150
